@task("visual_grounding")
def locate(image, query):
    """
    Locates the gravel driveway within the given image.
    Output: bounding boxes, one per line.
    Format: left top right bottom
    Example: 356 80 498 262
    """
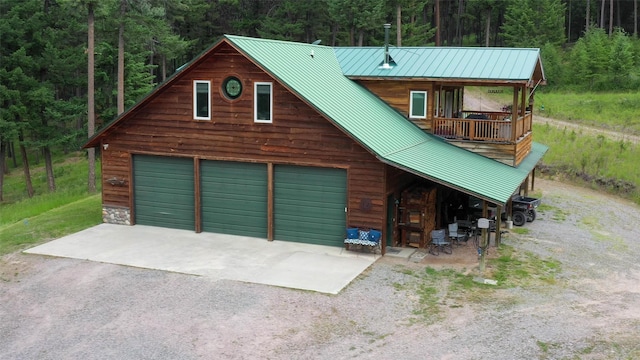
1 178 639 359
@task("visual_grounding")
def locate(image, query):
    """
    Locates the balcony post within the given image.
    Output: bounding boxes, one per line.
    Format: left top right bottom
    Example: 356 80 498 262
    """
520 85 526 119
511 86 518 142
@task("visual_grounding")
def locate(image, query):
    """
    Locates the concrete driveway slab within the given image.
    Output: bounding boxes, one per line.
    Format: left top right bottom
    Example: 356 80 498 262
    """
24 224 377 294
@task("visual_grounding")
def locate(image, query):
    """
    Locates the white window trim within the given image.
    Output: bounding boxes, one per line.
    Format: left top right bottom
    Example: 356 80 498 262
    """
409 90 428 119
254 82 273 123
193 80 211 120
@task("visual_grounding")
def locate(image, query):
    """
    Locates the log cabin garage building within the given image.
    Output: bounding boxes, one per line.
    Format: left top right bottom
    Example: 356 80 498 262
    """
84 34 547 255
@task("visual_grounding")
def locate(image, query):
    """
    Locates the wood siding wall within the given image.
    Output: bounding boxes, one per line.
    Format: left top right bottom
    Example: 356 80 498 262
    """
514 133 533 166
450 141 516 166
445 132 533 166
100 42 386 232
356 80 434 131
357 79 535 166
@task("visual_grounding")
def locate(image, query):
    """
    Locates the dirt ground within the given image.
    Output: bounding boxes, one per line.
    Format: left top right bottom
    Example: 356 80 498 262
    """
2 93 639 358
1 177 639 360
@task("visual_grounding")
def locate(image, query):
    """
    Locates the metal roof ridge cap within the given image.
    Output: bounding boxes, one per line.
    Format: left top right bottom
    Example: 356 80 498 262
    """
227 34 327 48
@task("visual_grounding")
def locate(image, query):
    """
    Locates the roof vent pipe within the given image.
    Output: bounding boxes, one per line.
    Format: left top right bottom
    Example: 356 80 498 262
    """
383 23 391 69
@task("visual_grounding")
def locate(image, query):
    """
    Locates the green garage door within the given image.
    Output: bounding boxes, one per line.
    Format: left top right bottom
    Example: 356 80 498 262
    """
274 165 347 247
133 155 194 230
201 161 268 238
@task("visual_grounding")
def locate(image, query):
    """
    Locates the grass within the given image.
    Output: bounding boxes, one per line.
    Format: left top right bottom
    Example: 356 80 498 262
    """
488 245 561 287
534 123 640 204
579 215 628 252
465 87 640 136
392 246 562 324
0 195 102 255
510 227 530 235
466 87 640 204
0 152 102 255
535 91 640 135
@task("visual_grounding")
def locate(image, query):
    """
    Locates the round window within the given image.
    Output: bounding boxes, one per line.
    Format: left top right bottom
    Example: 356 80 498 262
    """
222 76 242 100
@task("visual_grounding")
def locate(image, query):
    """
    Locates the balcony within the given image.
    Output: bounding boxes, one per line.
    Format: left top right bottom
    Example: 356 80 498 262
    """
433 111 533 144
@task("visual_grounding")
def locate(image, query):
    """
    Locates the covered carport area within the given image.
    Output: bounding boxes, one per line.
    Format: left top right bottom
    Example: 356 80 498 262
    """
383 140 548 258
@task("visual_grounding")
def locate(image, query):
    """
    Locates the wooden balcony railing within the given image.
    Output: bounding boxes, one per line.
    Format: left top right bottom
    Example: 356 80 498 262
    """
432 111 532 143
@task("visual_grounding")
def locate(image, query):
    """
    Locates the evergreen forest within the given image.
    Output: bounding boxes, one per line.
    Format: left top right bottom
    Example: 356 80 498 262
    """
1 0 640 202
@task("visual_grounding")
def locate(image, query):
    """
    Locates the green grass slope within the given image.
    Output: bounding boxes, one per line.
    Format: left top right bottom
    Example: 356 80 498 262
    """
0 153 102 255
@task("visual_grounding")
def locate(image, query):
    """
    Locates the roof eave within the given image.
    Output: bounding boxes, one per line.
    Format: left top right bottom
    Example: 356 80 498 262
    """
346 76 531 85
377 156 506 205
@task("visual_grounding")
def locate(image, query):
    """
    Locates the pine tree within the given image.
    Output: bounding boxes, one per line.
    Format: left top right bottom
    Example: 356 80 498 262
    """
502 0 565 48
608 29 635 88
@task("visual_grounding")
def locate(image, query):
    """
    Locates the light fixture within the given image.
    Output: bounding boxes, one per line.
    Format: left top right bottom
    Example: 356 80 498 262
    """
102 143 109 150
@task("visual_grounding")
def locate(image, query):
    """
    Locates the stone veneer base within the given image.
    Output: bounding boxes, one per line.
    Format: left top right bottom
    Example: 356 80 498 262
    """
102 205 131 225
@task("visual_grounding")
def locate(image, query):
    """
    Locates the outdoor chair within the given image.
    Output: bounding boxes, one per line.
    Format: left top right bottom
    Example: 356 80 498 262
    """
429 229 452 256
344 228 381 254
448 222 468 246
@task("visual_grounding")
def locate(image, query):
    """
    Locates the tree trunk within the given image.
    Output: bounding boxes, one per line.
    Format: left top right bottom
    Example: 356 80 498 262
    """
586 0 590 32
118 0 125 115
600 0 605 28
349 27 355 46
396 4 401 47
635 0 638 38
0 140 6 201
456 0 464 46
43 146 56 192
40 112 56 192
494 8 503 46
358 30 364 46
2 140 9 175
10 141 17 168
18 131 34 198
445 0 454 46
88 2 96 194
149 52 154 78
485 9 491 47
435 0 441 46
568 0 572 42
609 0 613 35
161 54 167 82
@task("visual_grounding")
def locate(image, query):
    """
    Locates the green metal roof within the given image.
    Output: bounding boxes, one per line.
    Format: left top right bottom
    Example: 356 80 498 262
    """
226 35 547 204
333 47 545 82
86 35 547 205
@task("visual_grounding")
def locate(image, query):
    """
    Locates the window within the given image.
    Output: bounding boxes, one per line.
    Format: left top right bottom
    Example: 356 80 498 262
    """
254 82 272 123
194 80 210 120
410 91 427 119
222 76 242 100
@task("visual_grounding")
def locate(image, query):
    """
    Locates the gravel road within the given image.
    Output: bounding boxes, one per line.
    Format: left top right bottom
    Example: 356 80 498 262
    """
1 178 639 360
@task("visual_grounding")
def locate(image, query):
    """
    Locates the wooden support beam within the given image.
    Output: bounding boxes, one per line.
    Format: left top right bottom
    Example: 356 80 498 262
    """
495 205 502 247
520 85 526 119
531 168 536 191
127 152 135 225
194 157 201 233
511 86 518 141
480 200 488 273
